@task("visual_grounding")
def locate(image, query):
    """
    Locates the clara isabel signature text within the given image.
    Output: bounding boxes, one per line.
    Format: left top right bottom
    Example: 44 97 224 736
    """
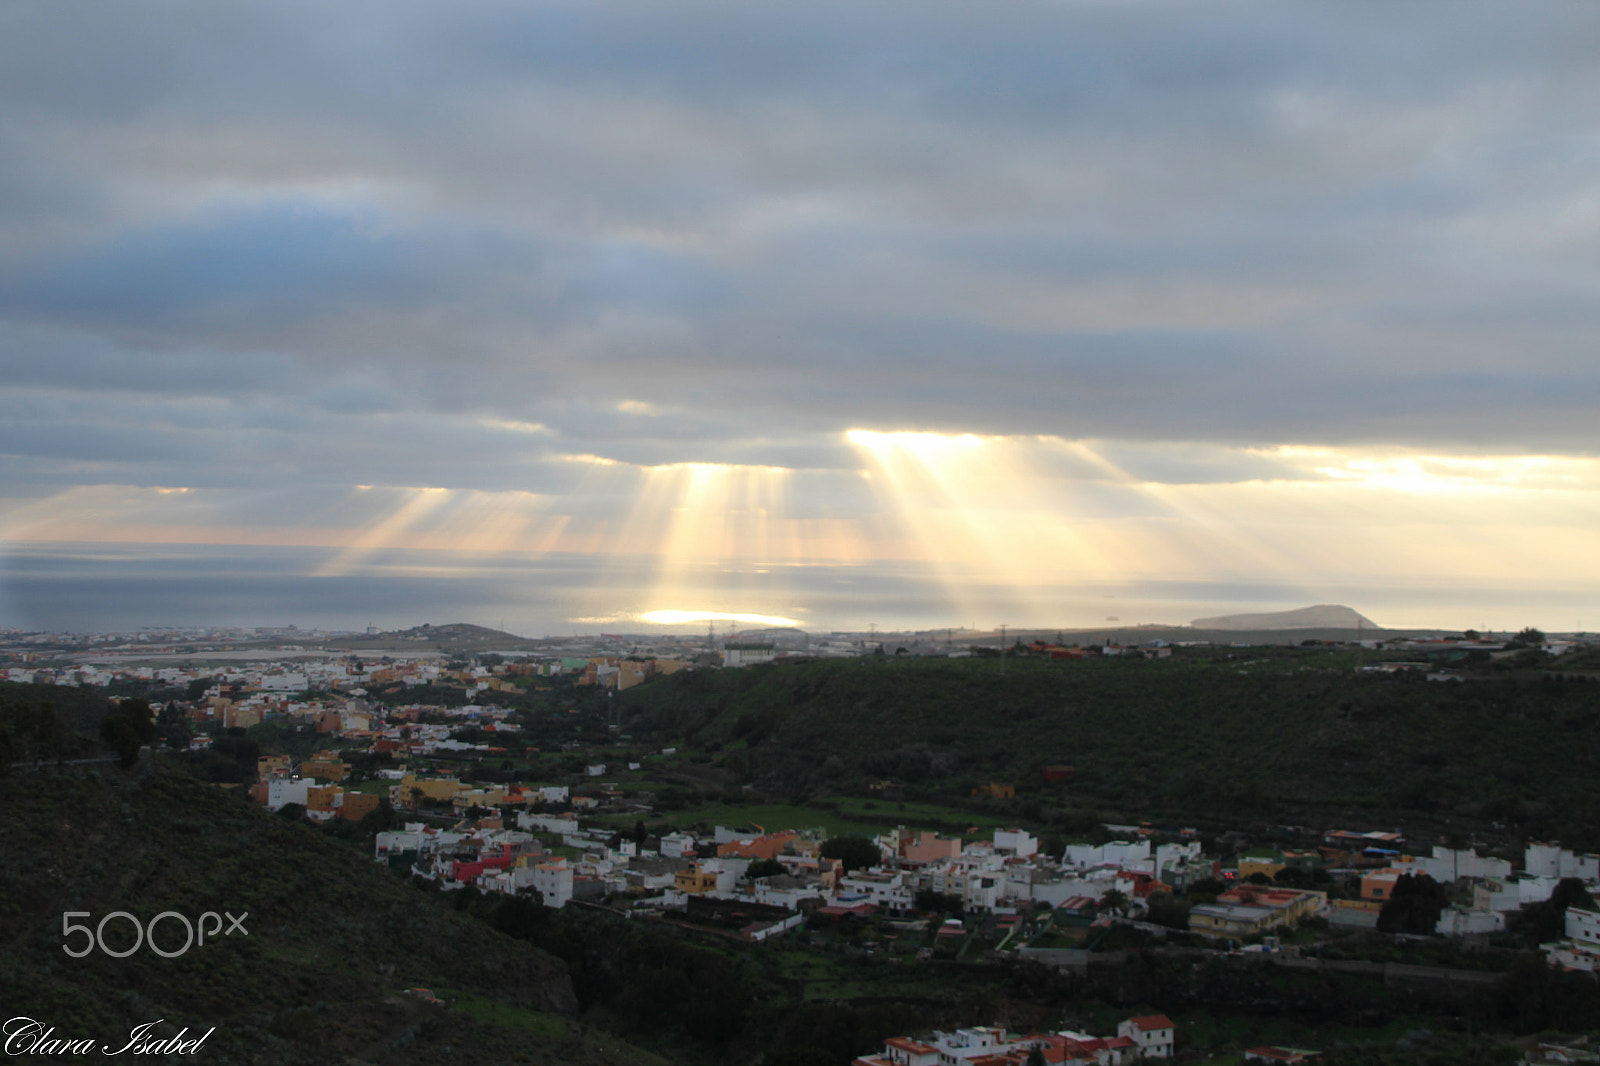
3 1018 214 1056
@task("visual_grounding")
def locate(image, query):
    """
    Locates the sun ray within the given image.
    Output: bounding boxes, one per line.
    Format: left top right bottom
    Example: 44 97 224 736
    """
312 487 454 576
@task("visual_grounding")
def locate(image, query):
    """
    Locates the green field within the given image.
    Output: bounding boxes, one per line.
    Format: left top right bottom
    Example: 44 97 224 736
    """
593 794 1012 839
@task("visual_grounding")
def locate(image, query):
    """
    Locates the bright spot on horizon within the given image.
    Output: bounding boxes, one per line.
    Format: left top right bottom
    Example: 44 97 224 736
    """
640 609 802 627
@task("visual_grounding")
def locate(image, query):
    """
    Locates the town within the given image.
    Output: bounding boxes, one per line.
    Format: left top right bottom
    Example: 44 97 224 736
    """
4 623 1600 1064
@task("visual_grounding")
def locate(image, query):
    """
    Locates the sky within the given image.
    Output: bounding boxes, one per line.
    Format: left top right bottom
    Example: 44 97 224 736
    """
2 1 1599 636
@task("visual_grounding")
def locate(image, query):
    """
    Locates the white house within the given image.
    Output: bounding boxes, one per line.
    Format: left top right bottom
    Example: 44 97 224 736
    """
265 775 315 811
530 858 575 909
1065 840 1150 871
1525 842 1600 882
659 831 698 859
1434 905 1505 936
993 828 1038 858
1392 846 1513 883
1116 1015 1175 1058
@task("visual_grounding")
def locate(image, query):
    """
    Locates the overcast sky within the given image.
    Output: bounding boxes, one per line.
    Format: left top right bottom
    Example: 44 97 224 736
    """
3 1 1598 635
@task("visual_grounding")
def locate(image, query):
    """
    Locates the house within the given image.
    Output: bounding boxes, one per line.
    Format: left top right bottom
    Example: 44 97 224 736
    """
837 870 917 913
899 830 963 864
993 828 1038 858
256 754 291 781
1190 888 1326 940
394 773 467 806
1064 840 1150 871
722 642 775 668
859 1021 1158 1066
529 857 574 908
674 864 721 895
852 1036 941 1066
1360 869 1404 902
1526 841 1600 882
1544 906 1600 972
1116 1015 1174 1058
301 752 349 782
1390 846 1512 883
1238 850 1287 881
717 829 797 861
659 831 697 859
1219 886 1325 924
339 792 380 823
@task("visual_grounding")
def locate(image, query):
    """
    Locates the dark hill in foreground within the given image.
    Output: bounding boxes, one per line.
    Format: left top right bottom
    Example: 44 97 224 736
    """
0 702 663 1065
618 654 1600 840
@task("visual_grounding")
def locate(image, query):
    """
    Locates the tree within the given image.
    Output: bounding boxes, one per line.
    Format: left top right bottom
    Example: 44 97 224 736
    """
915 889 964 915
819 835 881 872
1145 892 1191 930
1273 865 1311 887
1100 888 1130 917
1527 877 1598 944
746 858 786 880
101 698 156 768
1376 873 1448 934
1508 627 1547 649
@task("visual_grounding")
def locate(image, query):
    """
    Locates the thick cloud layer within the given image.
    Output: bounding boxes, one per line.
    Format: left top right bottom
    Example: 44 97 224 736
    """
3 1 1598 631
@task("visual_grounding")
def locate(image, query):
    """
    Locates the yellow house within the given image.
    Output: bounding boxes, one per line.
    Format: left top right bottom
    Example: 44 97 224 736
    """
224 705 261 729
451 787 511 809
1238 851 1287 881
302 756 349 782
398 773 468 806
256 755 291 782
1190 888 1328 940
674 865 720 895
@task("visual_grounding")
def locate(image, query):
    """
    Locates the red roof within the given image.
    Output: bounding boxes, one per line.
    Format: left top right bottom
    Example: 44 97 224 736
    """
1127 1014 1174 1032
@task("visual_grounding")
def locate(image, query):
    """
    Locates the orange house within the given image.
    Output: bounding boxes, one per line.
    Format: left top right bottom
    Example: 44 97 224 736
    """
339 793 381 822
1361 869 1404 902
903 832 962 864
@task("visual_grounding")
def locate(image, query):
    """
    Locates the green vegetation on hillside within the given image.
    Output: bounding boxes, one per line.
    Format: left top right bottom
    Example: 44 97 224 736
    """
0 690 665 1066
616 655 1600 843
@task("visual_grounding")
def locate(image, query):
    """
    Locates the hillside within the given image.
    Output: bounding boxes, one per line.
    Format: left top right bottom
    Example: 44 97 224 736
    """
0 694 664 1066
616 655 1600 842
1191 604 1379 630
325 622 542 653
